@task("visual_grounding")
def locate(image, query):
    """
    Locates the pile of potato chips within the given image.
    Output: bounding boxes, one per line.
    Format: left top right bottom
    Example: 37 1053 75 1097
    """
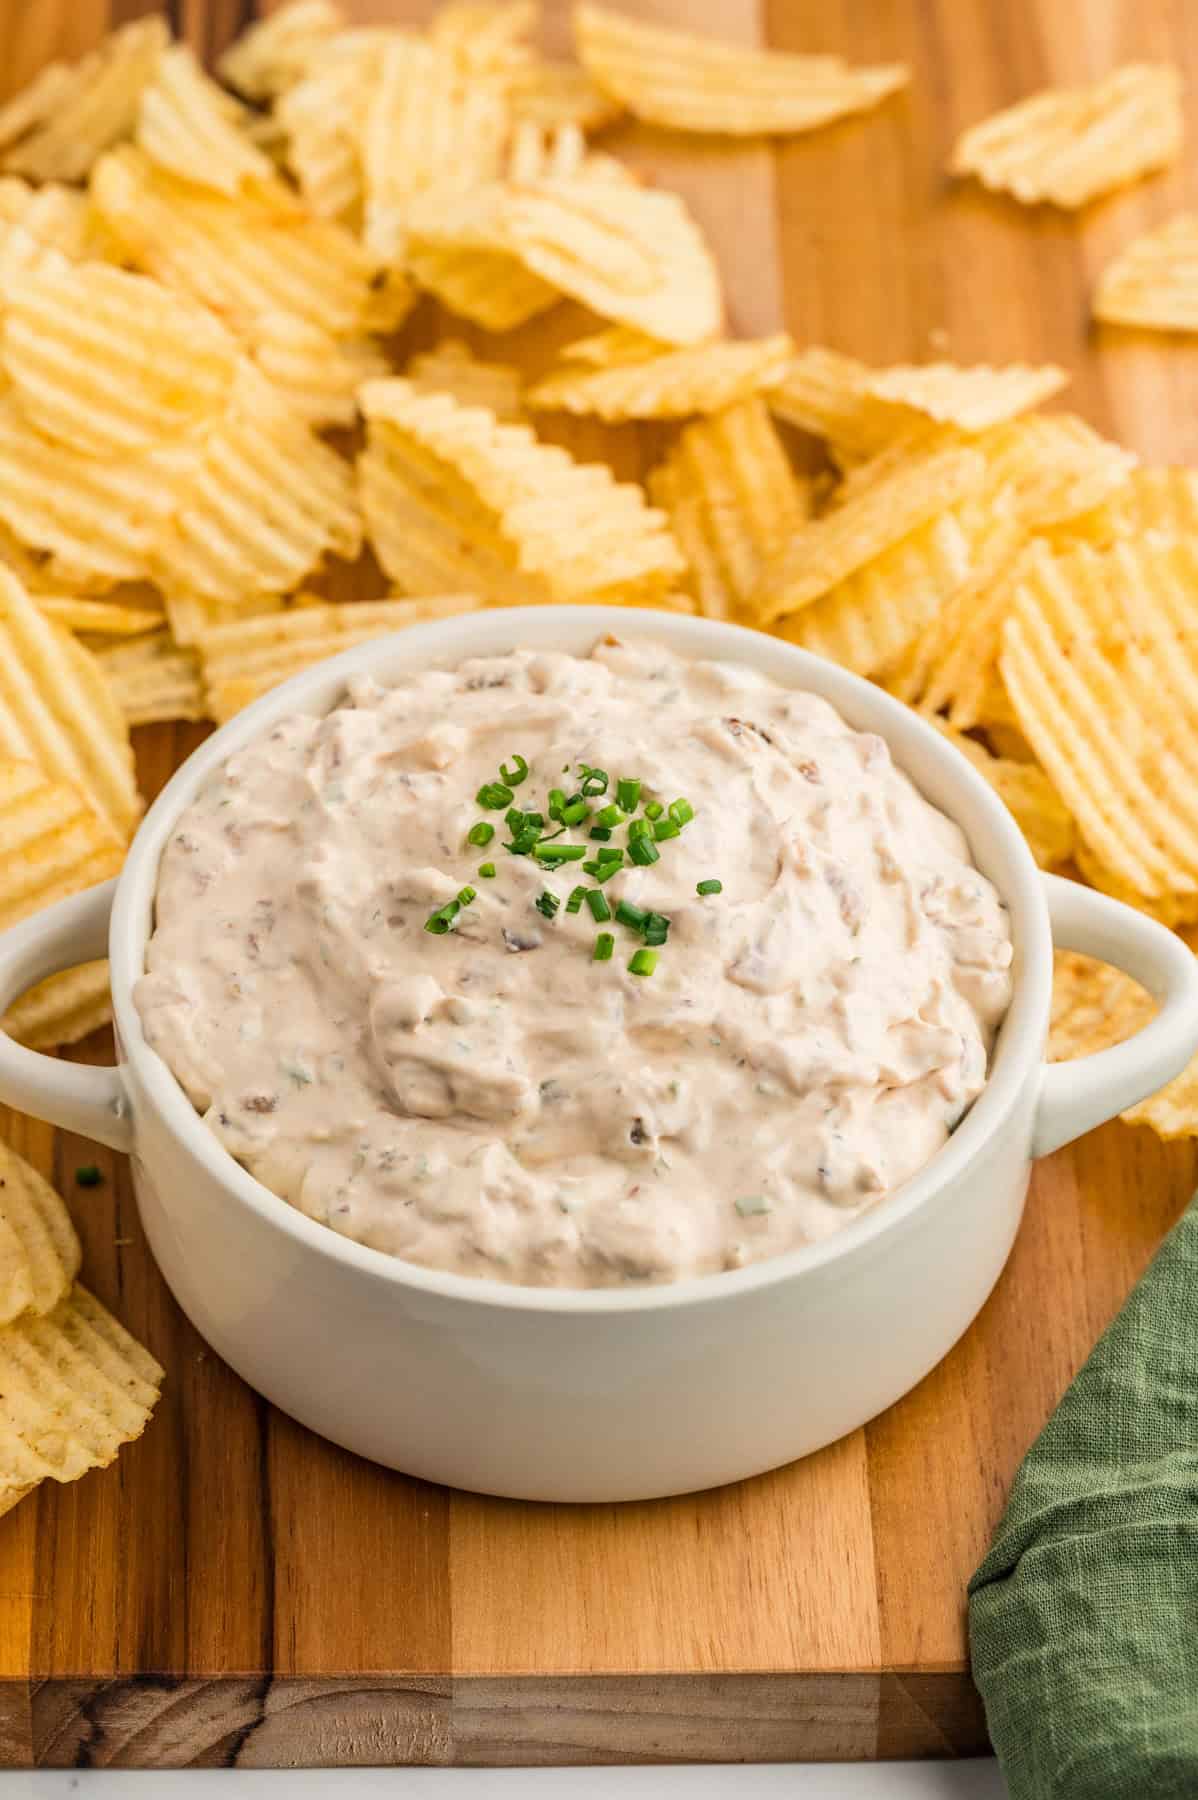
0 0 1196 1176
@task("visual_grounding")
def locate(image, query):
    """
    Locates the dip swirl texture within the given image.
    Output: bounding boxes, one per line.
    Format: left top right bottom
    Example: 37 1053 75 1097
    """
136 638 1014 1288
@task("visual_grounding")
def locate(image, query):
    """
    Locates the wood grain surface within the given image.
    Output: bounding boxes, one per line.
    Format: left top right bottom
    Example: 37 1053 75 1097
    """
1 0 1197 1770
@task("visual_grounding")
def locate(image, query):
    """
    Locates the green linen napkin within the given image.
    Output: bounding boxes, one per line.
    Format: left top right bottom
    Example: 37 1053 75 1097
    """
968 1193 1198 1799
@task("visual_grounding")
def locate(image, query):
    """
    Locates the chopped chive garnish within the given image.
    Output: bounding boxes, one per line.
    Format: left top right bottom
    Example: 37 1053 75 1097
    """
668 798 694 826
652 818 681 842
476 781 513 809
535 890 559 919
587 860 622 882
585 888 611 922
566 885 587 914
643 800 663 821
75 1164 103 1188
478 862 496 878
616 777 641 812
547 787 566 820
506 808 543 834
595 803 625 827
505 829 541 855
467 820 494 847
534 842 587 862
597 844 624 862
643 911 670 946
696 878 722 896
579 765 609 797
589 825 613 841
615 899 648 931
424 900 460 935
628 948 657 977
457 885 477 906
560 799 590 826
628 836 660 866
627 818 650 840
594 932 615 961
500 753 529 786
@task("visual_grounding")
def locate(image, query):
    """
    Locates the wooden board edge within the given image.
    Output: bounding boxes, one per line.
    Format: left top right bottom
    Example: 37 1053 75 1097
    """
0 1673 990 1767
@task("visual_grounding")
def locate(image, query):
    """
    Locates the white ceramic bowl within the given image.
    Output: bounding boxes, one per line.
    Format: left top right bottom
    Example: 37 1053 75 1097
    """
2 607 1197 1503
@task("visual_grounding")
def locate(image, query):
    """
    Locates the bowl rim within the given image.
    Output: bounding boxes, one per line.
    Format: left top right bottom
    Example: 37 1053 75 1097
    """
111 604 1050 1316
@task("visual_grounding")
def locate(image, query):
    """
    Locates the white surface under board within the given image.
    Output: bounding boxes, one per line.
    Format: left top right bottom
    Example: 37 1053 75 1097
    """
0 1761 1009 1797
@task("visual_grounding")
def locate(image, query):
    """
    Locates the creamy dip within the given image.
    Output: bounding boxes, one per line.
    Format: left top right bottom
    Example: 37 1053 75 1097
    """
136 639 1014 1289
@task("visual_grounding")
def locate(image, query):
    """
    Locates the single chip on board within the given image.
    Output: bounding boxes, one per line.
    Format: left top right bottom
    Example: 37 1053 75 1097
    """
1000 535 1198 903
407 339 524 421
250 313 387 430
936 722 1075 868
508 58 624 132
0 1143 81 1327
199 594 485 722
137 44 287 203
1093 214 1198 333
96 630 206 726
754 442 986 623
0 18 168 183
864 361 1069 430
359 38 509 262
2 263 237 457
91 146 377 346
527 333 793 420
574 4 907 136
360 378 683 604
0 1282 162 1517
3 960 113 1052
648 398 809 621
218 0 344 101
0 576 140 840
950 64 1183 208
151 363 361 618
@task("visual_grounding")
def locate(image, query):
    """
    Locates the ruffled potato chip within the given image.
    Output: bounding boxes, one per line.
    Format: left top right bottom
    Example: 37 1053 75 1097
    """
0 18 168 183
755 443 986 623
218 0 344 101
951 64 1182 208
137 44 286 203
936 722 1075 868
528 333 793 420
575 4 907 136
2 262 237 457
2 961 113 1054
407 339 524 422
648 399 809 622
864 361 1068 431
1000 535 1198 903
0 1283 162 1516
199 594 484 722
360 378 683 605
1094 214 1198 333
96 630 206 726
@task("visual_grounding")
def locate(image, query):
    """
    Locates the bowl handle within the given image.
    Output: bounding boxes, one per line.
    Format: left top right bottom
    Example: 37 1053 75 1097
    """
0 880 131 1153
1034 873 1198 1158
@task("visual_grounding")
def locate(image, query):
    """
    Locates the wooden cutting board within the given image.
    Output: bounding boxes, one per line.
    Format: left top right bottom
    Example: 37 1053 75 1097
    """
2 0 1197 1771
